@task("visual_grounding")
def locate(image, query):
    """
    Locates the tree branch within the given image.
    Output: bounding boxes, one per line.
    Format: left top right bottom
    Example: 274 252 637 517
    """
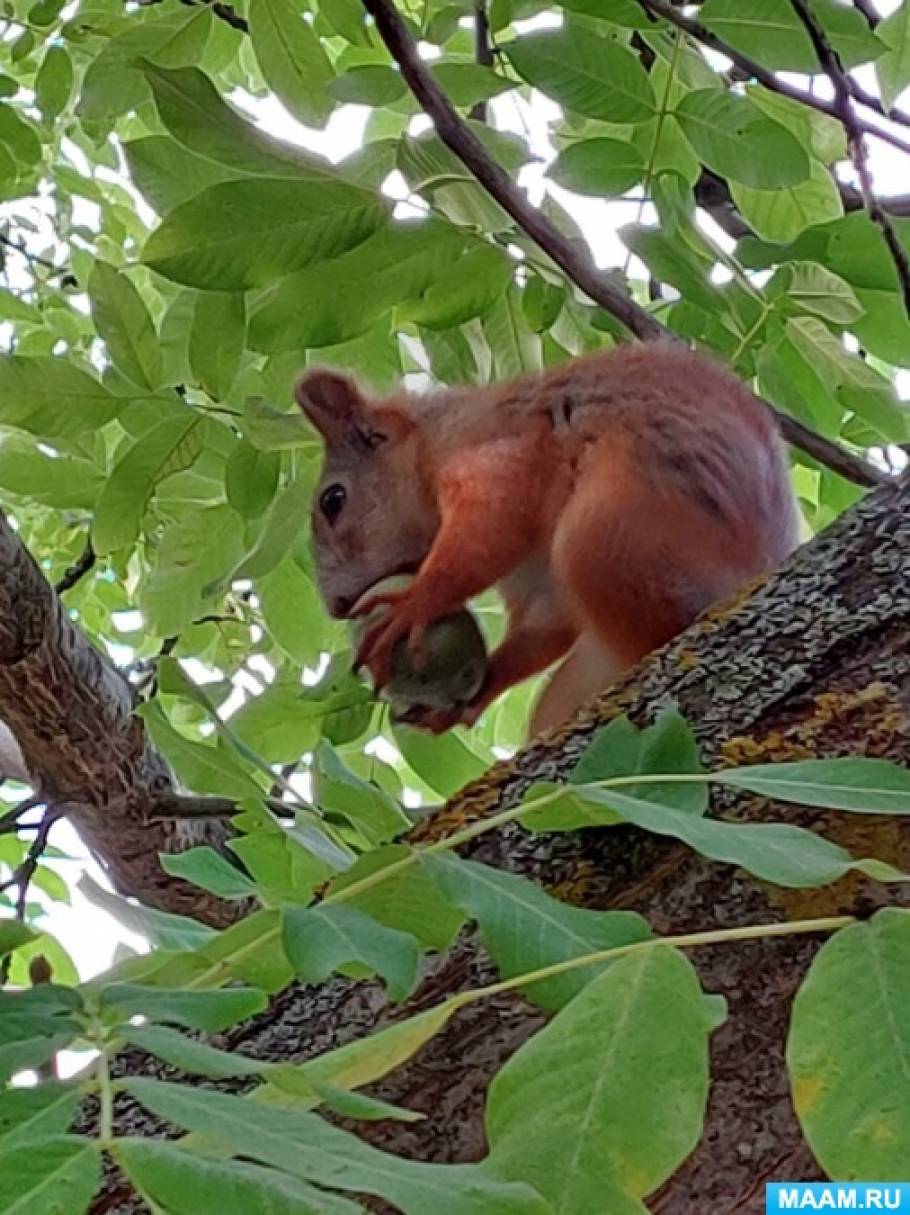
634 0 910 157
0 232 76 286
54 536 96 596
469 0 494 122
361 0 887 491
788 0 910 320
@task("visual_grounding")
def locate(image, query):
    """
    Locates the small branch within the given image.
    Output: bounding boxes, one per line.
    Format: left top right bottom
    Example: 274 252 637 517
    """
361 0 887 491
469 0 494 122
54 537 96 596
851 0 879 28
146 792 240 821
634 0 910 157
0 233 76 286
0 804 61 981
179 0 248 32
790 0 910 321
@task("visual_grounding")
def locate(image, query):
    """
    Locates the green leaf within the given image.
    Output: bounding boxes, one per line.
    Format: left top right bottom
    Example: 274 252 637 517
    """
549 137 645 198
250 0 335 128
100 983 267 1031
249 219 465 352
125 1079 552 1215
423 854 650 1010
788 909 910 1179
159 846 256 900
313 743 410 846
0 1083 82 1149
232 479 313 579
0 357 123 438
392 723 490 799
283 903 420 1001
328 844 465 951
700 0 884 72
142 178 387 291
507 29 655 122
0 920 37 955
123 1024 266 1079
117 1139 365 1215
125 135 239 215
0 440 102 510
877 2 910 109
225 442 280 518
675 88 810 188
769 261 863 324
88 261 163 392
141 701 262 801
0 1136 100 1215
34 46 73 121
142 63 333 181
401 242 514 330
730 161 843 243
523 784 906 887
486 947 711 1210
189 291 246 400
852 287 910 367
93 414 204 554
327 65 406 106
430 63 515 107
77 871 215 952
717 757 910 813
571 710 707 814
258 557 327 667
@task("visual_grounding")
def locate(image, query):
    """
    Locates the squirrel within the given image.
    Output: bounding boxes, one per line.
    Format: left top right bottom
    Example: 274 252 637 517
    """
296 344 800 736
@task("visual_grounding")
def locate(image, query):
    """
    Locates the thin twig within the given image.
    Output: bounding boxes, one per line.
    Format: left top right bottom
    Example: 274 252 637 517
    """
179 0 248 32
361 0 887 490
0 233 76 286
0 805 61 983
790 0 910 320
0 792 42 832
633 0 910 157
851 0 879 28
54 537 96 595
469 0 494 123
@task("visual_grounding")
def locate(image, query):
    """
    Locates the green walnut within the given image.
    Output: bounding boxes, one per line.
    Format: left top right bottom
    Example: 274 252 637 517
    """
349 575 488 715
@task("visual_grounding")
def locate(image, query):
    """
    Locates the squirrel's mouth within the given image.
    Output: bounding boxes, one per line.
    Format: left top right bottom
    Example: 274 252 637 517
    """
334 561 422 619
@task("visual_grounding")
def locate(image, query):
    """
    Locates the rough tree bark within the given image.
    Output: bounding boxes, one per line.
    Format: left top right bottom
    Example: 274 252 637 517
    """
0 513 241 926
79 475 910 1214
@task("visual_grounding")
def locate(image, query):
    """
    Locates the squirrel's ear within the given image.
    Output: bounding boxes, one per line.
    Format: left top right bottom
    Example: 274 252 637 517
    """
295 368 412 450
294 369 365 446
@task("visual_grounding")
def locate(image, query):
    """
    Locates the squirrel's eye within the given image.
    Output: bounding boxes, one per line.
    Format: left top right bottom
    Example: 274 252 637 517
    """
319 484 347 524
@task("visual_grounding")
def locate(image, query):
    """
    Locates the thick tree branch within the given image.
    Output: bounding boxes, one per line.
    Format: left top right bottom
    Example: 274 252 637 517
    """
634 0 910 156
0 511 240 924
790 0 910 320
361 0 887 490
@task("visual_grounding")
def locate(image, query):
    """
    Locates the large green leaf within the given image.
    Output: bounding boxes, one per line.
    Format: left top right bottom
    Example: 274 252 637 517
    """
675 88 810 188
250 0 335 128
93 414 204 554
769 262 864 325
423 854 651 1010
523 783 905 887
0 440 102 509
99 983 267 1031
88 261 162 391
730 161 843 244
717 757 910 813
249 219 465 352
117 1139 365 1215
788 909 910 1179
0 1084 82 1150
283 903 420 1001
507 29 655 122
328 845 465 952
141 701 261 800
189 291 246 399
0 357 123 437
312 743 410 846
877 2 910 108
0 1135 99 1215
34 45 73 121
700 0 884 72
486 947 711 1212
143 178 387 290
548 138 645 198
142 64 332 180
126 1080 553 1215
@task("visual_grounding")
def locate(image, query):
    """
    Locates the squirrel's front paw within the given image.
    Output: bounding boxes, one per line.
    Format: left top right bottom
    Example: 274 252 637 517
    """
354 596 427 691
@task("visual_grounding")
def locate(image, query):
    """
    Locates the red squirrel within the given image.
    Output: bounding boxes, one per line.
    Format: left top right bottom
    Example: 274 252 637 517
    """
296 344 800 736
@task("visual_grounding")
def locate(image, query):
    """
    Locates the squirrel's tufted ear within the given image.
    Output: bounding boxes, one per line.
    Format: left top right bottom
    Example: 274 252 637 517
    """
294 368 366 446
295 367 412 451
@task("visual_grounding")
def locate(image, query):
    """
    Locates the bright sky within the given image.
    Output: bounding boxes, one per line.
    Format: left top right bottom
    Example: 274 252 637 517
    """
6 3 910 1030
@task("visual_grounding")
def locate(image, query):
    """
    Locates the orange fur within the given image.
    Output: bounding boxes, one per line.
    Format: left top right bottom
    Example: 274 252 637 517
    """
296 345 800 736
